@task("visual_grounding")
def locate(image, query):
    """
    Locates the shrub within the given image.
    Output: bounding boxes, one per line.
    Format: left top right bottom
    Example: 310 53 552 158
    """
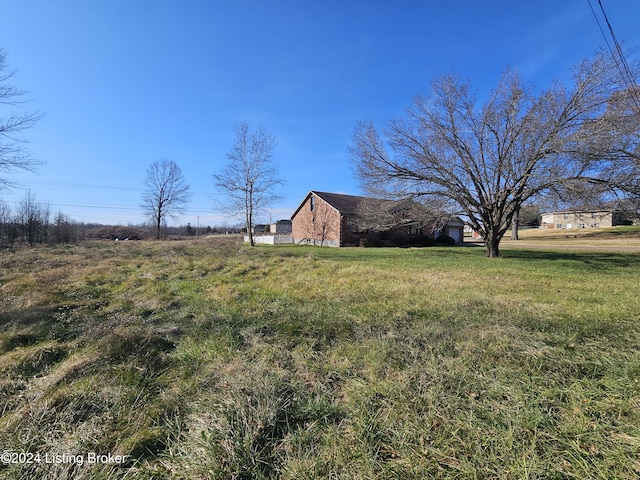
435 234 455 245
405 235 437 247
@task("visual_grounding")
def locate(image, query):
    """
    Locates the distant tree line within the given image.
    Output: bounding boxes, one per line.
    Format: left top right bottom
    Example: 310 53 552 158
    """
0 191 247 248
0 192 84 247
0 192 49 247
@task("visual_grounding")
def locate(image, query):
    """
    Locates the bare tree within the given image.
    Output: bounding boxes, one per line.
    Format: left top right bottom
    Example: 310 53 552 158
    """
51 211 84 244
16 190 49 245
141 158 191 240
355 197 451 234
304 198 337 246
350 53 640 257
0 200 15 248
214 122 282 246
0 49 42 190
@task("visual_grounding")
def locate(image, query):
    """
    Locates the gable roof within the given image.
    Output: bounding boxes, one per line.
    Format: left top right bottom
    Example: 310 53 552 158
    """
291 190 425 219
291 191 381 219
313 191 371 214
314 191 419 214
291 190 464 232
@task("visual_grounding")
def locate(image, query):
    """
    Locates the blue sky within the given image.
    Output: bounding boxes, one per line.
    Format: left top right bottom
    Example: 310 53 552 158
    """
1 1 639 226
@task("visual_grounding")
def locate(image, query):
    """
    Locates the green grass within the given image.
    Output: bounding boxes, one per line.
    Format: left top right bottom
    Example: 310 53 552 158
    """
1 237 639 479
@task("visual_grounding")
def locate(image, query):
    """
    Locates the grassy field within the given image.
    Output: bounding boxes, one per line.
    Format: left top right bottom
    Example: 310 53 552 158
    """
1 233 639 479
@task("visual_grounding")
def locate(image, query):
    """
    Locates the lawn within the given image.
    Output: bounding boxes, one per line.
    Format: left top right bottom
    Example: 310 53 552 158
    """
1 237 639 479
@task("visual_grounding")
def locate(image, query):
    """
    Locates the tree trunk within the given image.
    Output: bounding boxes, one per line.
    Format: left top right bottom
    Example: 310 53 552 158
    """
246 216 254 246
511 207 520 240
155 212 162 240
246 191 255 246
246 206 255 246
485 230 502 258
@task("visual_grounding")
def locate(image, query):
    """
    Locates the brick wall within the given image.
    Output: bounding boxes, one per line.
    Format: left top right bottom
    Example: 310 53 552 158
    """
292 194 342 246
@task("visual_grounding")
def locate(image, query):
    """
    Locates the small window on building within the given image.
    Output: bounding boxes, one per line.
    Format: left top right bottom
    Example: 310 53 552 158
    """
556 223 562 229
563 213 569 219
310 196 315 211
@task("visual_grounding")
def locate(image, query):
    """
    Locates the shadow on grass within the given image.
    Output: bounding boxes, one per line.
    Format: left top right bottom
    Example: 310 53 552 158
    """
0 303 98 347
501 248 640 271
277 243 640 278
0 306 64 348
518 225 640 241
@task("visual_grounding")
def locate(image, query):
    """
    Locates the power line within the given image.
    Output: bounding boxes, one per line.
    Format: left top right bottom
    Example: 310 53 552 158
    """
51 203 139 211
48 203 223 218
20 180 141 192
587 0 640 110
7 178 214 198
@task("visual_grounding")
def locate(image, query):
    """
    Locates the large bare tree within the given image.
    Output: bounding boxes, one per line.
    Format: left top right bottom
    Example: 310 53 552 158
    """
350 53 640 257
214 122 282 246
1 49 42 190
141 158 191 240
355 197 452 235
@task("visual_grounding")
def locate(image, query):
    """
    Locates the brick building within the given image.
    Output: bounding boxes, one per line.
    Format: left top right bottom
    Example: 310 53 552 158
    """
540 210 624 229
291 191 463 247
